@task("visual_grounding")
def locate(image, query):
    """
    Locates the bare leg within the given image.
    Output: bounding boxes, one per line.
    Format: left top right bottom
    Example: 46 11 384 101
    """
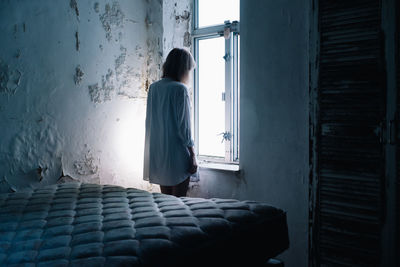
172 177 190 197
160 185 173 195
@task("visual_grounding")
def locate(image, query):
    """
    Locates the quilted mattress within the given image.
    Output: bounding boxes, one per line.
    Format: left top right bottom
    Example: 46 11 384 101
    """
0 182 289 267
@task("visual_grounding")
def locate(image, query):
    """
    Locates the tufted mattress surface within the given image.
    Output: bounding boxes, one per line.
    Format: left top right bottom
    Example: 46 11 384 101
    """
0 183 289 267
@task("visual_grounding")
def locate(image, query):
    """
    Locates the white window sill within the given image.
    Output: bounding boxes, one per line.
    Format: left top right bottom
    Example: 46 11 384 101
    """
198 161 240 172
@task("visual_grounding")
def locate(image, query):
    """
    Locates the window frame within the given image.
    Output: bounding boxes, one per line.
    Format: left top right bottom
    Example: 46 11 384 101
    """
192 0 240 164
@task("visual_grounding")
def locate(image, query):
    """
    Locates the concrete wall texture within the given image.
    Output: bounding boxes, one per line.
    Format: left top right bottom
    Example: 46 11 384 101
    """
240 1 309 266
190 1 310 266
0 0 166 192
0 0 309 266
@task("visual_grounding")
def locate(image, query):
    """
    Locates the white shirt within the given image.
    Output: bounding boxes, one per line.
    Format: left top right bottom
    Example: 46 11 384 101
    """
143 77 194 186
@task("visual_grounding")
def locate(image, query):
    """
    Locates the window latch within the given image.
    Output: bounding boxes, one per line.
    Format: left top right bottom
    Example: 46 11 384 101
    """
218 131 231 143
223 53 231 62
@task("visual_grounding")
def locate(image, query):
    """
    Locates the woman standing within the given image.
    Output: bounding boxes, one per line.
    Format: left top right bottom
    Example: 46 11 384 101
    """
143 48 197 197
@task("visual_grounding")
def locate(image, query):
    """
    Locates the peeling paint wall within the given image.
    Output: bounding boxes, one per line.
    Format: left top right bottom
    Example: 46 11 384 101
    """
0 0 163 192
0 1 310 264
161 0 194 106
162 0 192 58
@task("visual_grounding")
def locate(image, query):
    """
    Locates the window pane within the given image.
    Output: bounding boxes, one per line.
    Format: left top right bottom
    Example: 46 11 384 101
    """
198 0 240 28
198 37 225 157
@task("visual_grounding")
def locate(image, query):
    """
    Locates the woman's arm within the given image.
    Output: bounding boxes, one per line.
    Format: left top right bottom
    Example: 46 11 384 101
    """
187 146 197 174
175 86 197 174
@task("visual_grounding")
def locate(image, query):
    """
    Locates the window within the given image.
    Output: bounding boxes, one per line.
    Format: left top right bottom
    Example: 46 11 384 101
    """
192 0 240 165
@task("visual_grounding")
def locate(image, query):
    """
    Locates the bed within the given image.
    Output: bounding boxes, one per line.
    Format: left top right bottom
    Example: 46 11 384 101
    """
0 182 289 267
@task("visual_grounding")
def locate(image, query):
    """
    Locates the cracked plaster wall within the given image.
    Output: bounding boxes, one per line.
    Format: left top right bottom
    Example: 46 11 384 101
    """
0 1 310 264
0 0 167 193
162 0 192 58
162 0 193 100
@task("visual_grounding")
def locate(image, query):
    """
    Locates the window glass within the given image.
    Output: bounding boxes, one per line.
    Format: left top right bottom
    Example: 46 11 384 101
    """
198 0 240 28
198 37 225 157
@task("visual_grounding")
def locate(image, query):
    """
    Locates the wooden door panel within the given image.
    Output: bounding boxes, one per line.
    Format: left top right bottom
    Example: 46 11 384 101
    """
314 0 386 265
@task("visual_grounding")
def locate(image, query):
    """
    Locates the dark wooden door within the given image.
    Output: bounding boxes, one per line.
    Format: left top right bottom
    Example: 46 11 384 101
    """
310 0 391 266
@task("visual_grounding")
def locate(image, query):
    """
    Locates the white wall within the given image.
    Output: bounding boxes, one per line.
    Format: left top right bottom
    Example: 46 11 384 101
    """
0 0 164 192
162 0 192 58
0 0 309 265
189 1 310 266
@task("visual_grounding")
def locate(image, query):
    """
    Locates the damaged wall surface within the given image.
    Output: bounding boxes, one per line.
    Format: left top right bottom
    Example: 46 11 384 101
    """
0 0 164 192
162 0 193 99
0 1 311 266
162 0 192 58
0 1 309 265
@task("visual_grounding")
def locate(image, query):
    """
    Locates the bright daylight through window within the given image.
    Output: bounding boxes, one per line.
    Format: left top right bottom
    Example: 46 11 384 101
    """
193 0 240 164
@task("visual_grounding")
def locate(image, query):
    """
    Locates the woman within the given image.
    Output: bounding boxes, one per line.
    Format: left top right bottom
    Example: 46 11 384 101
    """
143 48 197 197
